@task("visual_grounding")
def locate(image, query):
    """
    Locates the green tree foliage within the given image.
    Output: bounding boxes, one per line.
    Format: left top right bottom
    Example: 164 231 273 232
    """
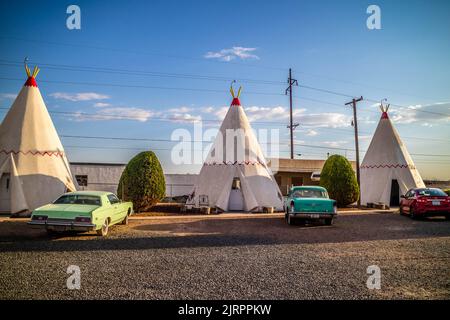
320 155 359 207
117 151 165 212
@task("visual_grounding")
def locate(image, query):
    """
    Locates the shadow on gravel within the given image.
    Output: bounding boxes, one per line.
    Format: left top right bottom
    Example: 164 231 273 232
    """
0 213 449 252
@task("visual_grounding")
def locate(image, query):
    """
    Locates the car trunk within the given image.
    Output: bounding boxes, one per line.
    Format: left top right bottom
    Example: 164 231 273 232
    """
418 196 449 210
36 204 98 219
296 198 334 213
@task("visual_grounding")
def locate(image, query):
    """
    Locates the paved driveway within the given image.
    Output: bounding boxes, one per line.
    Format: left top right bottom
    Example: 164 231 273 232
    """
0 211 449 299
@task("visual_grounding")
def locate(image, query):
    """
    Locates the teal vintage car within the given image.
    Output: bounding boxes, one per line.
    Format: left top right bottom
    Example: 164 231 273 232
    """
28 191 133 236
285 186 337 226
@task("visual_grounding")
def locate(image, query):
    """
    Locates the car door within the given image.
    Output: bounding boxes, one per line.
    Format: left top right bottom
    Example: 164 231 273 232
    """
106 194 120 224
404 190 415 213
108 194 124 224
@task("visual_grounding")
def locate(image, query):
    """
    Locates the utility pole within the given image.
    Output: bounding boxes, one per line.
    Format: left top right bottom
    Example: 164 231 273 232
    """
345 96 363 207
285 68 298 159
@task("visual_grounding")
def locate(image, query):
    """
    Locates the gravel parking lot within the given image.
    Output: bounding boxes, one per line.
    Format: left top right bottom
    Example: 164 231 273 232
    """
0 211 449 299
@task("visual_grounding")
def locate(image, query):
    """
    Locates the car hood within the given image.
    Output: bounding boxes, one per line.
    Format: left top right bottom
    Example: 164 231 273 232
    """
33 204 98 217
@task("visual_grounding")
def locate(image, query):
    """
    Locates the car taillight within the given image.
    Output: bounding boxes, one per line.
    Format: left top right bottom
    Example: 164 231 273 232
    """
75 217 91 223
32 215 47 221
416 198 427 203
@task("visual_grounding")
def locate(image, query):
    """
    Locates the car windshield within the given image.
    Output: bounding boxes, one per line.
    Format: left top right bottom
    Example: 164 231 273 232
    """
416 189 447 197
54 195 101 206
292 189 328 198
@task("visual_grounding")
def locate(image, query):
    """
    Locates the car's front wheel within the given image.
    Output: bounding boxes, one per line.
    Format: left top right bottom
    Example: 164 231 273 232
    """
324 218 333 226
97 218 109 236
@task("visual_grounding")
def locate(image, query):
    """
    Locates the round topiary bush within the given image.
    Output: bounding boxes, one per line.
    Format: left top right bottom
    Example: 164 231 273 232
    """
320 154 359 207
117 151 165 212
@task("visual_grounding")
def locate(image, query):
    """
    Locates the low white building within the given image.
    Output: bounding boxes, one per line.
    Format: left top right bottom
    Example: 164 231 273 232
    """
70 162 197 197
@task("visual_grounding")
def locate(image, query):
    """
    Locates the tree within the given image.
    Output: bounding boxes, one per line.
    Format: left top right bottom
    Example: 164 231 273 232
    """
320 154 359 207
117 151 165 212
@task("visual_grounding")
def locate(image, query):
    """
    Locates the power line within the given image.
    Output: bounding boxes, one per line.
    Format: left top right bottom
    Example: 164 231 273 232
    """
61 145 450 163
1 76 448 119
0 36 286 71
3 60 445 116
0 40 443 101
0 60 284 86
58 134 450 157
1 106 449 143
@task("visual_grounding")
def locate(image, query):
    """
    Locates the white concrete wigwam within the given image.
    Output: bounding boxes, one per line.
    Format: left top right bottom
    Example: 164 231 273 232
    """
0 63 76 215
360 102 425 206
187 85 283 212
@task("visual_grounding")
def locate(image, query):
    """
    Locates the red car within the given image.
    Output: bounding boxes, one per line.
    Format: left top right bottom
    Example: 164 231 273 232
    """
400 188 450 220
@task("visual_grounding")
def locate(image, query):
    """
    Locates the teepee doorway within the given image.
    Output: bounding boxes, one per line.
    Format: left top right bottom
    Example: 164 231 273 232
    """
390 179 400 207
0 173 10 213
228 177 244 211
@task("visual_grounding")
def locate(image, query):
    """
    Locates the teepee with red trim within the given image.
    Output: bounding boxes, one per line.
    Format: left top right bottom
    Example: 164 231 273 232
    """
0 63 76 215
360 102 425 206
187 85 283 212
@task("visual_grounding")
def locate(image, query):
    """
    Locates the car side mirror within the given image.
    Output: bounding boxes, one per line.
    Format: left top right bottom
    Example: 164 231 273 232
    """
400 195 406 199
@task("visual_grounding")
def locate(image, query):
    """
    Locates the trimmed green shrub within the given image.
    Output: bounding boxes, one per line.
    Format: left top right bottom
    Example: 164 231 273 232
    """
117 151 165 212
320 154 359 207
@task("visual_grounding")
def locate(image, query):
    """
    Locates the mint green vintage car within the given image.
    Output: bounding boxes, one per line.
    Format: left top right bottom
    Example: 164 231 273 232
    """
28 191 133 236
285 186 337 226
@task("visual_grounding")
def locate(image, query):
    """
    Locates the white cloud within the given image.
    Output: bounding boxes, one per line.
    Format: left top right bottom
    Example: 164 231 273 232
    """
297 112 352 128
93 102 111 107
322 140 349 148
214 106 230 120
0 93 17 100
359 135 372 141
199 105 351 128
245 106 293 121
204 47 259 61
72 107 154 122
389 102 450 125
201 106 215 113
50 92 110 101
167 113 202 123
306 129 318 136
168 106 193 113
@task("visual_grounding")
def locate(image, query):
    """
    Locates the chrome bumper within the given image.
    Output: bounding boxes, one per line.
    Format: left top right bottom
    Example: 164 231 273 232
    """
28 220 96 231
289 212 337 219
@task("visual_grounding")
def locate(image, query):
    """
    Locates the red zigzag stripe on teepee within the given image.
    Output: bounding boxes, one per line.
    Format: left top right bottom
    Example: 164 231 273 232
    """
0 150 66 157
204 160 265 166
361 164 416 169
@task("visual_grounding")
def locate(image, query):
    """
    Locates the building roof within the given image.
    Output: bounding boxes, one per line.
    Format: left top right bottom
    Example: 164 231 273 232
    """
70 162 126 167
268 158 356 173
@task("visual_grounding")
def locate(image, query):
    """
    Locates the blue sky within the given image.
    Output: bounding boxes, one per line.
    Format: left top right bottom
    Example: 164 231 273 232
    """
0 0 449 179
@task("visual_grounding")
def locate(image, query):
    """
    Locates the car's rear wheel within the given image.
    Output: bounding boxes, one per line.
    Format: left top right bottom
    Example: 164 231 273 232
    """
287 213 295 225
445 214 450 221
324 218 333 226
97 219 109 236
46 229 58 236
